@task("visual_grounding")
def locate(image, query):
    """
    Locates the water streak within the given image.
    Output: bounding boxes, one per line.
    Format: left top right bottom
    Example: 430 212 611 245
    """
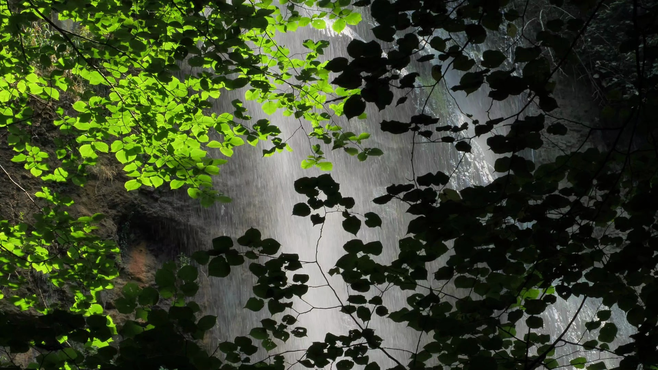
178 15 632 369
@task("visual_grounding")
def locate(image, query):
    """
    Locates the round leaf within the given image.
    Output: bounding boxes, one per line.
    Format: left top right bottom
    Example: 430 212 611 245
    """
178 265 198 281
344 95 366 120
208 256 231 277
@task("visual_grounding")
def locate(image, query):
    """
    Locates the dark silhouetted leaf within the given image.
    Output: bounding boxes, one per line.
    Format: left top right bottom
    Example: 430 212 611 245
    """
208 256 230 277
325 57 349 72
514 46 541 63
372 25 395 41
547 122 568 135
198 315 217 331
482 50 506 68
343 216 361 235
344 95 366 120
455 141 472 152
192 251 210 265
293 203 311 217
178 265 198 281
364 212 382 227
245 298 265 312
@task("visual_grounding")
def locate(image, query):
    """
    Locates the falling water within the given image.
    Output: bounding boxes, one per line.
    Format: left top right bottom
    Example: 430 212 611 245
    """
174 10 634 369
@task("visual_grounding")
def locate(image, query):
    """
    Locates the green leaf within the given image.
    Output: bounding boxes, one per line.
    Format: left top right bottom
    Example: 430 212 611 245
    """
312 19 326 29
170 179 185 190
129 39 146 53
79 144 96 158
226 78 249 90
368 148 383 156
150 176 164 188
344 147 359 156
125 180 141 191
207 140 222 149
93 142 109 153
345 12 361 25
316 162 333 171
116 150 132 164
72 101 88 112
263 338 276 351
111 140 123 153
115 297 137 314
332 19 346 33
30 167 42 177
570 357 587 369
188 188 200 199
250 327 268 340
88 304 104 315
155 268 176 287
122 282 140 298
120 321 144 338
262 101 277 115
138 287 159 306
87 71 106 85
178 265 198 281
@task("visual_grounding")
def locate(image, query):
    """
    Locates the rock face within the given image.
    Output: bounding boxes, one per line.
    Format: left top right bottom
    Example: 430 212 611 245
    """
124 242 158 284
0 93 209 323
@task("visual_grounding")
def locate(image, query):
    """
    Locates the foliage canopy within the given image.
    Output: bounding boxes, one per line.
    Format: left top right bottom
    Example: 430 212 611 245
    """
1 0 658 369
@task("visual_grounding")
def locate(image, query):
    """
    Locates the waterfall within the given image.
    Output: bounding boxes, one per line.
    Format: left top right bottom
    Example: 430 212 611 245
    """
174 11 633 369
